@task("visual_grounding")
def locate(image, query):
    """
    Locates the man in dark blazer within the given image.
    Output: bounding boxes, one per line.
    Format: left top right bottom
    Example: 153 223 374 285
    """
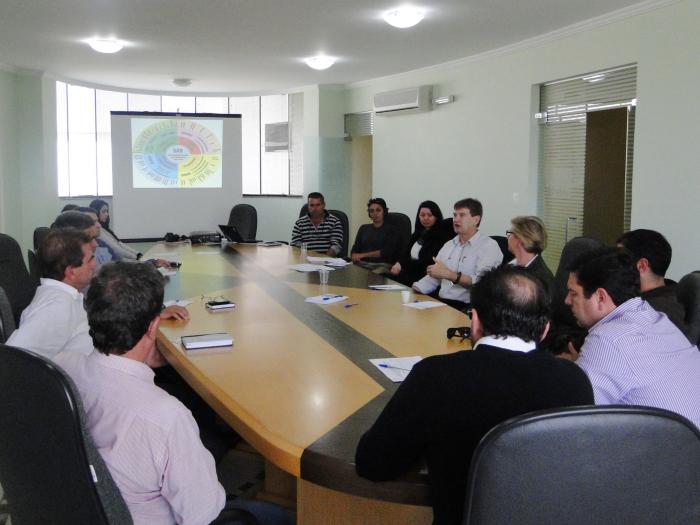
355 265 593 525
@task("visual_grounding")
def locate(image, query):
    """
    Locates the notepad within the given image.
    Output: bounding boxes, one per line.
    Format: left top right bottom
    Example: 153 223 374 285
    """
289 264 335 272
181 332 233 350
307 256 350 267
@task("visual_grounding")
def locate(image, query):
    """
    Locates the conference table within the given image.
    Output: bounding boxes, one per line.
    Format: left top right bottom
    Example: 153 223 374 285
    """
150 241 469 524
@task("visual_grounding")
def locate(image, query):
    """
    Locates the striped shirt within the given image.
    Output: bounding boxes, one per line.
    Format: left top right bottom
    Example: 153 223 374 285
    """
577 297 700 429
291 212 343 254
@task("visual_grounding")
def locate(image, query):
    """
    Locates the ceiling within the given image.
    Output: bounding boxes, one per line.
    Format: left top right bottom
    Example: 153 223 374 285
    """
0 0 646 94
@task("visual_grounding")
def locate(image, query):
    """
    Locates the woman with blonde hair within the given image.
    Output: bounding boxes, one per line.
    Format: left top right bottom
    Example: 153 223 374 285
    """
506 216 554 294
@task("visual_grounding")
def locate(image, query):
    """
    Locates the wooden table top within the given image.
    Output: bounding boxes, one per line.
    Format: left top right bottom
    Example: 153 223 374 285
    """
152 242 470 503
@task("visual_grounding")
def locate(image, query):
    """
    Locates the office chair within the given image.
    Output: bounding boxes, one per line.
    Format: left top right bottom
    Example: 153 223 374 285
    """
463 406 700 525
0 343 133 524
228 204 258 241
551 236 604 327
0 233 38 325
33 226 50 251
677 272 700 346
27 249 41 284
0 287 15 343
385 212 412 256
489 235 514 265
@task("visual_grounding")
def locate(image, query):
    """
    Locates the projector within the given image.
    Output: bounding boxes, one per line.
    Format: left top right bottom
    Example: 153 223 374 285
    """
189 231 222 245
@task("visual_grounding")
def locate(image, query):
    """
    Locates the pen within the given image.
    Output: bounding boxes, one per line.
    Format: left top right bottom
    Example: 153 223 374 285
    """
322 295 344 300
378 363 412 372
344 303 359 309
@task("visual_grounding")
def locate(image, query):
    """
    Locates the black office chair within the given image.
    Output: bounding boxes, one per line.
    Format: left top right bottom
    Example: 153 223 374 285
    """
228 204 258 241
0 233 38 325
27 249 41 285
489 235 514 265
33 226 50 251
551 236 604 327
0 287 15 343
384 212 412 256
0 343 133 524
299 203 309 218
677 272 700 346
463 406 700 525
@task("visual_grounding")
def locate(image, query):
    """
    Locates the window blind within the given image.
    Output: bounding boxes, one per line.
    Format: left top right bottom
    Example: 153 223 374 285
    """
538 65 637 271
344 112 374 138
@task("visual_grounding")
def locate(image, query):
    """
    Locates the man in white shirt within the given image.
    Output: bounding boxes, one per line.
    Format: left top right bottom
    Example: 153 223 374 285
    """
8 228 96 359
413 198 503 309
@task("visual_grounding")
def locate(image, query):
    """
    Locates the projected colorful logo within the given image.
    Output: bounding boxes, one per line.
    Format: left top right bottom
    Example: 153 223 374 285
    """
132 119 223 188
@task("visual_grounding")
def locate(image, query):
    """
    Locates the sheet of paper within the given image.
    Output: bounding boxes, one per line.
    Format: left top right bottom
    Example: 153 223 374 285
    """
149 253 181 260
305 294 349 305
258 241 283 247
289 264 335 272
163 299 193 308
402 301 447 310
370 356 423 382
368 284 406 291
306 256 350 267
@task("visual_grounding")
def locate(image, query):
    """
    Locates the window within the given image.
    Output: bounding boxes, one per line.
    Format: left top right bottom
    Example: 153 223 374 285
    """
56 82 303 197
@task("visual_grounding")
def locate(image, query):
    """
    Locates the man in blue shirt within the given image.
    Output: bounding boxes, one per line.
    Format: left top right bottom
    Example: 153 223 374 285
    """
565 247 700 429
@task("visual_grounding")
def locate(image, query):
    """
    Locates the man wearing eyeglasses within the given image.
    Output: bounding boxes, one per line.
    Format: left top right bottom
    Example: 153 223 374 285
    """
356 266 593 525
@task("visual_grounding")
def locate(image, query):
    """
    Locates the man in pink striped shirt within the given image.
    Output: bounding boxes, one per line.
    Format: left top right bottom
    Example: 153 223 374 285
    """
565 247 700 429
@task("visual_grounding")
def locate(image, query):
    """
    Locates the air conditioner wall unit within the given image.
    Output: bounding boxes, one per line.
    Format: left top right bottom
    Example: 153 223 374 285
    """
374 85 432 115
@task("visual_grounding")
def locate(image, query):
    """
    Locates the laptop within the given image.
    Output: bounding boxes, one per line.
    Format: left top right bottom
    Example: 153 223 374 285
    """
218 224 260 243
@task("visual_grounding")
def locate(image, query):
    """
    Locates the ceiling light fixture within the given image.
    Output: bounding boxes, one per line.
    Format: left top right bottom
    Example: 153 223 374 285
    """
172 78 192 87
305 55 335 71
383 6 425 29
85 38 124 54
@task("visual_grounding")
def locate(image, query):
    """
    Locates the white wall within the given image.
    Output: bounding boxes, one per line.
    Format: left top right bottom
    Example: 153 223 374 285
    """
343 0 700 279
0 69 20 240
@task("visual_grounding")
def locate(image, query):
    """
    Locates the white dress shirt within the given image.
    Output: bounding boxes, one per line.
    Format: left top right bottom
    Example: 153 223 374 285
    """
413 232 503 303
7 278 93 360
55 351 225 525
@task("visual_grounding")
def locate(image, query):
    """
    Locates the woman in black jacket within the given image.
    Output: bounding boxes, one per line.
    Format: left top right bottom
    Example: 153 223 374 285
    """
389 201 453 286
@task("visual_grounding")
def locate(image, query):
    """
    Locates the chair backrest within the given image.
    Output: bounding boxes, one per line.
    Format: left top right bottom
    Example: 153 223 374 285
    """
299 203 309 218
551 236 604 326
27 249 41 285
228 204 258 241
384 212 412 255
489 235 514 265
33 226 50 251
328 209 350 258
0 344 133 525
463 406 700 525
677 272 700 345
0 233 38 325
0 287 16 343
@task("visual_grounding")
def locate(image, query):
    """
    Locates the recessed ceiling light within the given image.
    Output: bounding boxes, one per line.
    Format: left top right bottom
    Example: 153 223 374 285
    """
305 55 335 71
172 78 192 87
383 6 425 28
85 38 124 54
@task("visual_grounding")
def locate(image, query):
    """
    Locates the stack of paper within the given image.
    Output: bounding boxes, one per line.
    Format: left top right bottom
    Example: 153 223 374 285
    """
368 284 406 291
288 264 335 272
370 356 423 382
307 256 350 267
403 301 447 310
